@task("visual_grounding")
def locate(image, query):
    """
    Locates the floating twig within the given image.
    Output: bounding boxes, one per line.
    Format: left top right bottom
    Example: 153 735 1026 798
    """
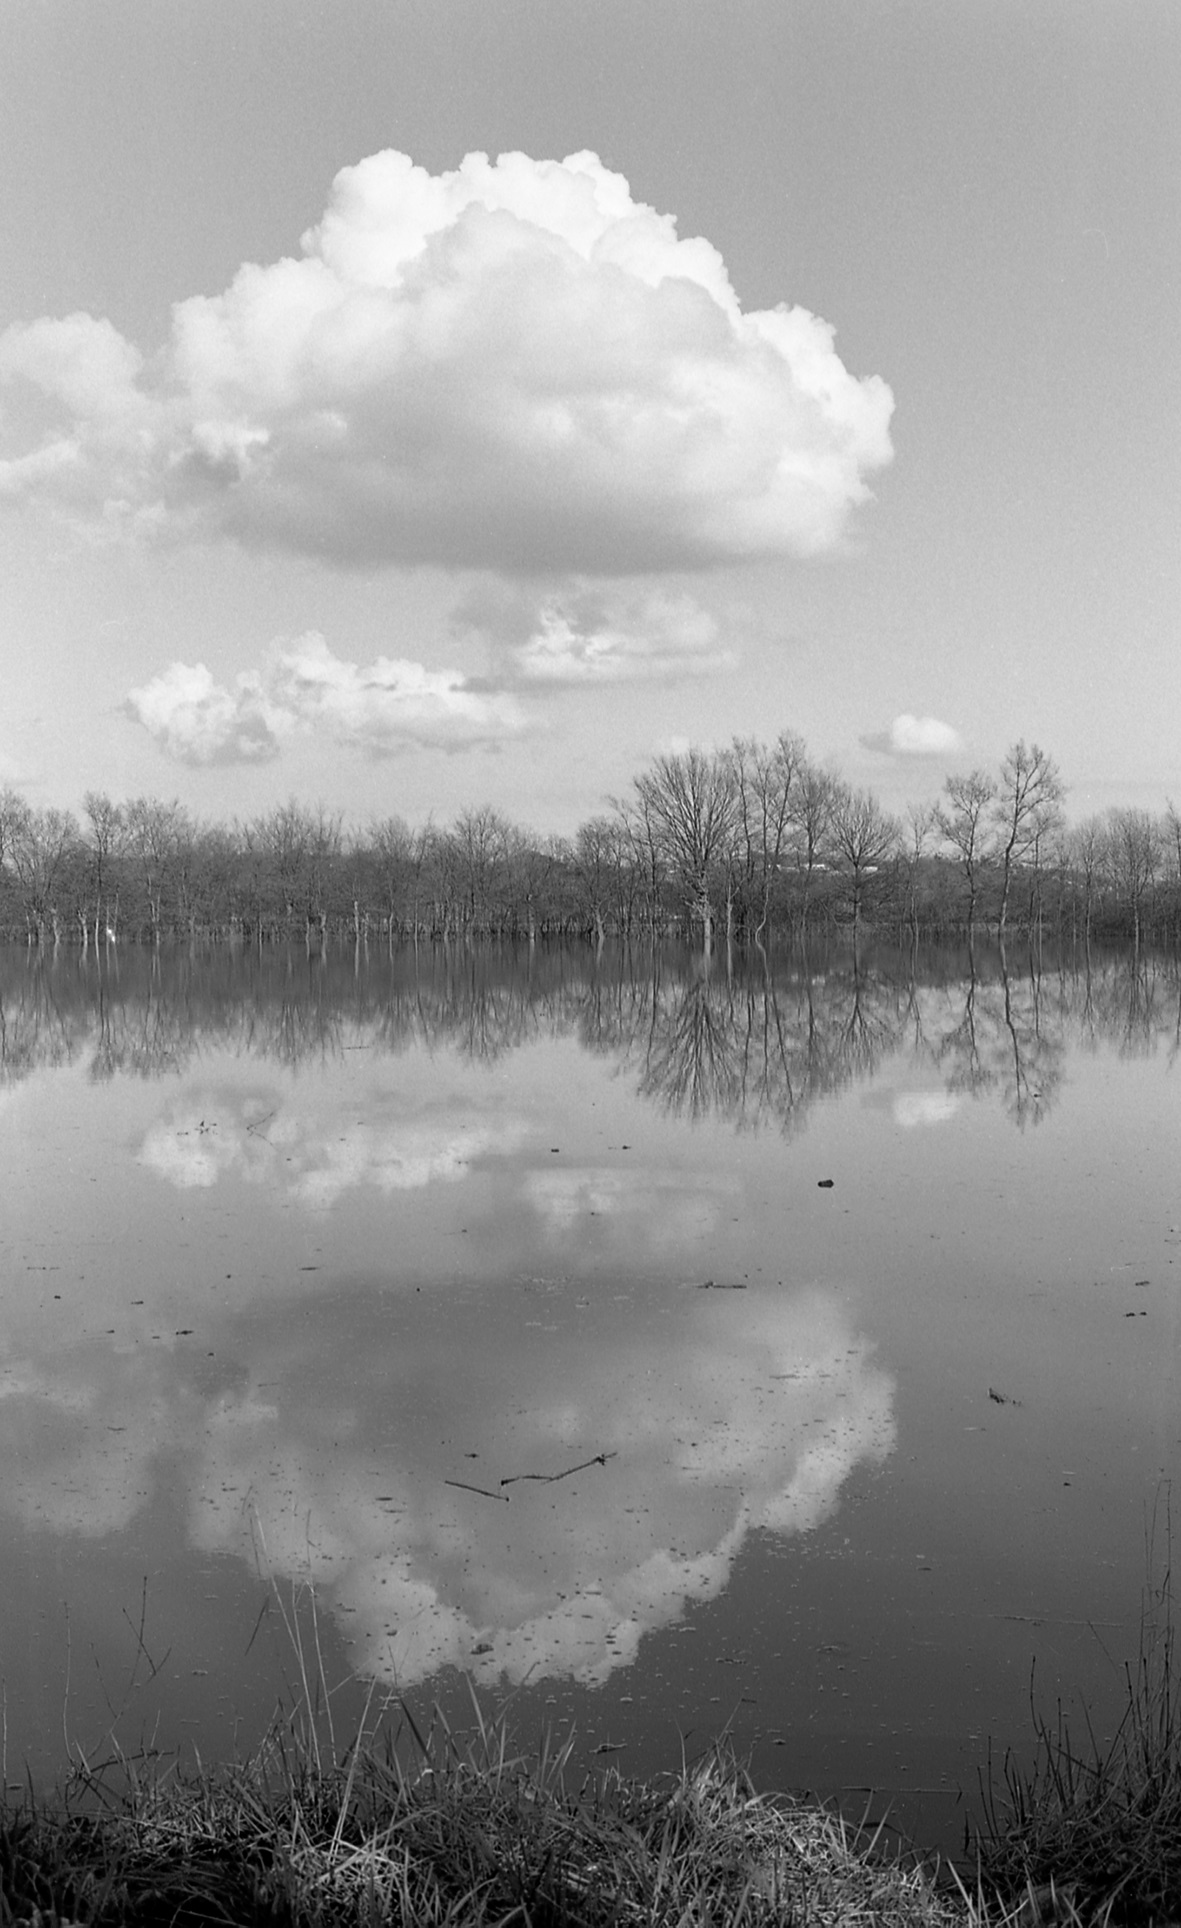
445 1478 511 1503
991 1613 1122 1628
501 1451 618 1488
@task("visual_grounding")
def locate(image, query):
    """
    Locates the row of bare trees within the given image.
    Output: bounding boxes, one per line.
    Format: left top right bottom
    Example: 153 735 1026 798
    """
1 737 1179 950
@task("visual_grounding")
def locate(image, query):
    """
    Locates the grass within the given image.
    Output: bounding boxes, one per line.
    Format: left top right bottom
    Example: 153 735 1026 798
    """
0 1682 971 1928
967 1502 1181 1927
4 1518 1181 1928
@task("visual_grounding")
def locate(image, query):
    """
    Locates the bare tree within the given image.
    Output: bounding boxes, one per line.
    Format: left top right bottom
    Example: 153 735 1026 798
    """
8 806 78 945
304 805 344 951
502 823 562 943
633 749 737 956
993 741 1064 941
368 814 414 944
937 771 996 939
1065 816 1105 948
125 796 190 946
730 731 804 947
1164 800 1181 880
452 805 513 936
829 784 899 949
574 816 619 948
249 801 310 939
1105 807 1161 954
900 801 937 946
615 790 667 939
788 760 838 937
82 791 127 948
0 787 31 877
247 800 342 948
1163 800 1181 945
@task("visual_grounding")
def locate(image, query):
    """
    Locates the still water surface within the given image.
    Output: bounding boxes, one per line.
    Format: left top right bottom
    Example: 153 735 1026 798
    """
1 941 1178 1842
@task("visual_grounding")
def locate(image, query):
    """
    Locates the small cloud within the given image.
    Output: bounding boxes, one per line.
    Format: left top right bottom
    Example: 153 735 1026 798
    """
1 149 893 574
861 713 963 758
125 632 527 765
893 1091 961 1130
458 582 734 688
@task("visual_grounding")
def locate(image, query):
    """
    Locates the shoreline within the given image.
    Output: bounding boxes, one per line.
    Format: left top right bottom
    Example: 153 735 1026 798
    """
0 1729 983 1928
3 1662 1177 1928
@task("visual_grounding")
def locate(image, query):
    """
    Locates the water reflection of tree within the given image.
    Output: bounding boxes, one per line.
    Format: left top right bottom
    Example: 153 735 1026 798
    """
997 957 1066 1128
934 965 993 1100
0 956 89 1083
631 961 911 1132
1063 953 1181 1070
931 951 1066 1126
2 941 1179 1132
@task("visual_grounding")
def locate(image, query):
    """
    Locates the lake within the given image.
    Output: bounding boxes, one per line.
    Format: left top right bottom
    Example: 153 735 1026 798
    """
0 939 1177 1852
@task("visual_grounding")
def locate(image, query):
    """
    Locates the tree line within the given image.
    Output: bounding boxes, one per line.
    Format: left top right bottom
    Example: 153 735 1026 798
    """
1 733 1178 951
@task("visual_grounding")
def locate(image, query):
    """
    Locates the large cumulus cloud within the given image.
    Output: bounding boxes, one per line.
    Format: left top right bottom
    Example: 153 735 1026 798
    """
0 150 893 573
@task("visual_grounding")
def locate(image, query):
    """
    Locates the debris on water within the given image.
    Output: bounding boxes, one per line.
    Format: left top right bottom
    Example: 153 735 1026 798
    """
698 1279 747 1290
988 1386 1023 1405
501 1451 617 1487
445 1478 510 1503
817 1178 835 1188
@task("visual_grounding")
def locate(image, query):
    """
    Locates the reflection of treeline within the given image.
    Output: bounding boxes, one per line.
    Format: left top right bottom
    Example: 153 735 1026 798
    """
3 738 1180 951
3 941 1177 1133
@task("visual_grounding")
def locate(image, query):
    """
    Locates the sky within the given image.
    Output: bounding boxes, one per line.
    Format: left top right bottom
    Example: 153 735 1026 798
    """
1 0 1178 837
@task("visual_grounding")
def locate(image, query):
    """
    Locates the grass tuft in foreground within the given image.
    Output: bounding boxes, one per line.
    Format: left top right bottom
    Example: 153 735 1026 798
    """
969 1510 1181 1927
7 1517 1181 1928
0 1687 964 1928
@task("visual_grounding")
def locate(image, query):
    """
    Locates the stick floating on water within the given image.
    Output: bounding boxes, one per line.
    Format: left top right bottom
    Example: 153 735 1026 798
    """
500 1451 617 1488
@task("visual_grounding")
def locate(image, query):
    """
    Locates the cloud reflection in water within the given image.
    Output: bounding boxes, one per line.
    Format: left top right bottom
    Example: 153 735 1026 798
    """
1 1276 893 1690
138 1089 528 1209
